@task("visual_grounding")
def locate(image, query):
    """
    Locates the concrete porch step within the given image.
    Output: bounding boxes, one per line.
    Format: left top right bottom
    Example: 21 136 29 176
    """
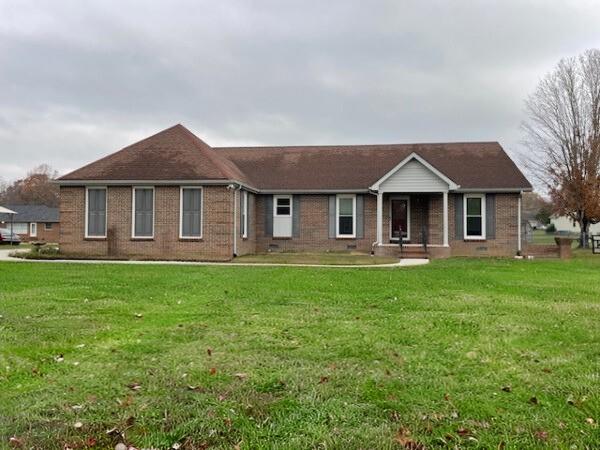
399 248 430 259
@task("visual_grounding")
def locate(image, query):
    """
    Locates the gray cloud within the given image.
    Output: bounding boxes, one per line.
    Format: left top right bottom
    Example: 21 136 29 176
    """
1 0 599 182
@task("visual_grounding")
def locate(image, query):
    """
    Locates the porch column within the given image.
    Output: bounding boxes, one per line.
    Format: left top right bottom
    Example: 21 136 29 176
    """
442 191 449 247
517 192 522 253
376 192 383 245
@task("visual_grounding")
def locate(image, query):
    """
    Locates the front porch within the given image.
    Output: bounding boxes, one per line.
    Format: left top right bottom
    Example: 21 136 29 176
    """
370 152 455 259
373 192 450 259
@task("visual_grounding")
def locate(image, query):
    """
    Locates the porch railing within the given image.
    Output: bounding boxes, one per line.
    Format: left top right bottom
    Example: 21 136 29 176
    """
397 225 403 254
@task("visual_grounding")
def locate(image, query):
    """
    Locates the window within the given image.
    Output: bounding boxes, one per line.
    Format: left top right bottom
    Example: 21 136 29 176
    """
274 195 291 216
44 223 53 230
29 222 37 237
336 194 356 238
132 187 154 238
86 187 107 238
464 194 486 239
179 187 202 238
241 191 248 238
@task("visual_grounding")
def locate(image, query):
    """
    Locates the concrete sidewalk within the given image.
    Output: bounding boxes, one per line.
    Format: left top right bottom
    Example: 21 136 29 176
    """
0 249 429 268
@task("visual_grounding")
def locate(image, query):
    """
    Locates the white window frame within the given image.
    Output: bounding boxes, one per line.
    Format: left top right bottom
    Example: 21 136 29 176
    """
336 194 356 238
29 222 37 238
389 195 411 242
464 193 486 240
241 190 248 238
274 195 292 218
131 186 155 239
85 186 107 239
179 186 203 239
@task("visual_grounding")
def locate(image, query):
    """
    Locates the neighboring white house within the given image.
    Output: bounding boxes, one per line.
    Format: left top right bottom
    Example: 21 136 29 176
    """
550 216 600 234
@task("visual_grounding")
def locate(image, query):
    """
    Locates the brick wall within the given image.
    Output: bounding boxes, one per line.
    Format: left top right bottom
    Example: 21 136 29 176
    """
60 185 234 260
59 187 521 260
255 194 377 253
449 193 520 257
35 222 60 242
236 191 256 256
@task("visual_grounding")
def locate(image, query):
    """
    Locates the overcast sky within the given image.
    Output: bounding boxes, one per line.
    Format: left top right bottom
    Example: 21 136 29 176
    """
1 0 599 183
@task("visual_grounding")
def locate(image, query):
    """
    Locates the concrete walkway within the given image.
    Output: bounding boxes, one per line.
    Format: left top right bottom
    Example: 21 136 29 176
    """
0 248 429 268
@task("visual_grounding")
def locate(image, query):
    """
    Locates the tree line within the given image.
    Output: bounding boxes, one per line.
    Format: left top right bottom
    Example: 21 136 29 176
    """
0 164 60 207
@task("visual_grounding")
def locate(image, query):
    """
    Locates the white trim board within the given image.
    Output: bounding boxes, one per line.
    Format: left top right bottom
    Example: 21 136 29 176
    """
388 195 410 242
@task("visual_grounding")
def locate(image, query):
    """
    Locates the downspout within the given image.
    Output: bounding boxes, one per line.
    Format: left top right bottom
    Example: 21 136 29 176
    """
368 190 379 253
231 184 242 257
517 191 522 254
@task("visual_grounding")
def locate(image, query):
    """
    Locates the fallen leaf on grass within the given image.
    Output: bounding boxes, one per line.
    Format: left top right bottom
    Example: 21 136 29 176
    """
117 395 134 408
209 367 217 375
74 421 83 429
8 436 23 448
534 430 548 441
529 396 539 405
134 313 143 319
393 428 425 450
318 376 329 384
86 437 97 447
54 354 64 363
234 372 248 380
501 386 511 393
457 427 471 437
585 417 595 425
187 385 205 393
127 382 141 391
207 348 212 357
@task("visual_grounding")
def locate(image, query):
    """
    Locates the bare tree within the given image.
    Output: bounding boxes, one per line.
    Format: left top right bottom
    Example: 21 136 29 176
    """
523 49 600 247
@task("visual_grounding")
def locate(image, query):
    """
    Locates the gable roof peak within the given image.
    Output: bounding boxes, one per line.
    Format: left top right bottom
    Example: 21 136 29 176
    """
58 124 248 183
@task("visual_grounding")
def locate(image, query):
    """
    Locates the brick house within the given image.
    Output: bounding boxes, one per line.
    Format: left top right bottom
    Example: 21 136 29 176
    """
57 124 531 260
0 205 60 242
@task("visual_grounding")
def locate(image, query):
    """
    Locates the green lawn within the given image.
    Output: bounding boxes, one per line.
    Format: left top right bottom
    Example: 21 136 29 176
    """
234 252 397 265
0 258 599 449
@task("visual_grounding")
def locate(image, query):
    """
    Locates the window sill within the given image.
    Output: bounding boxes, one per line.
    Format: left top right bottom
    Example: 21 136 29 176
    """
84 237 106 241
336 236 357 240
272 236 292 240
179 237 203 242
464 238 487 242
131 237 154 241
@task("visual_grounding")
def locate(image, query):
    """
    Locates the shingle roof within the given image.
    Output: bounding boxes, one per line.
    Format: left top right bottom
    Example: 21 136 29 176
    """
0 205 59 222
217 142 531 190
58 124 248 183
58 124 532 191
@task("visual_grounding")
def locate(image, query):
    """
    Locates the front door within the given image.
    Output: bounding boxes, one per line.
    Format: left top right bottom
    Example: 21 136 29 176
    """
390 198 408 241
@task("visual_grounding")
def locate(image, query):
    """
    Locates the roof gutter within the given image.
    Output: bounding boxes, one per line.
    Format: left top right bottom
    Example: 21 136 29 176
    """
454 187 533 193
55 179 260 193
